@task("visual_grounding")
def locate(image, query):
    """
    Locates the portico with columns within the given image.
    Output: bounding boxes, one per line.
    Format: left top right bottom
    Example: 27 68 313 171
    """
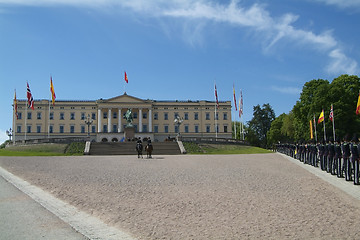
96 93 154 142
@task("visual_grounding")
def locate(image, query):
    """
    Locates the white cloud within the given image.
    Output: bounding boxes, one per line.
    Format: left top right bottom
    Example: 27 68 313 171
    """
312 0 360 9
326 49 358 75
272 86 301 95
0 0 358 75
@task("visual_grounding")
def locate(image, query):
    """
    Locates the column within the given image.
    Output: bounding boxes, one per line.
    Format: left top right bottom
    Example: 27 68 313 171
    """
108 109 112 133
118 108 122 132
148 108 152 133
97 108 101 133
139 108 143 133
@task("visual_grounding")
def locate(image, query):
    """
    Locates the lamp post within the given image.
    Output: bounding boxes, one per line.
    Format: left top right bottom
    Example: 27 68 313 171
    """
6 128 13 141
85 114 93 138
174 116 184 140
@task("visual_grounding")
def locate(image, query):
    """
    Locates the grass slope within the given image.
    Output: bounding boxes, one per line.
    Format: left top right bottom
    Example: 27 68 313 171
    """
183 142 272 154
0 143 85 156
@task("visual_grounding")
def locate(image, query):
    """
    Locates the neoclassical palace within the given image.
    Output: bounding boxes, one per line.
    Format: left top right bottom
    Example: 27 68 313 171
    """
12 93 232 142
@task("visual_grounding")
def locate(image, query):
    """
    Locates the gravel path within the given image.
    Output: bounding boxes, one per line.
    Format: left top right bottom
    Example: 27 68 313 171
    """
1 154 359 239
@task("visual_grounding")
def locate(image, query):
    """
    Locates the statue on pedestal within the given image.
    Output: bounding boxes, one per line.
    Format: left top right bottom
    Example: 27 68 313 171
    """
124 109 133 127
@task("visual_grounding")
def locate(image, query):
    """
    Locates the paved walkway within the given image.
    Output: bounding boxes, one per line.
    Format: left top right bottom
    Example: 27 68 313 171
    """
0 166 136 240
0 175 86 240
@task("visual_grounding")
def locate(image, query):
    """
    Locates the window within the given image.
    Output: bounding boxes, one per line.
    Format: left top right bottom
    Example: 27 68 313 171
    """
143 112 147 119
37 125 41 133
223 113 228 120
184 113 188 120
49 125 53 133
206 125 210 133
215 125 219 133
27 125 31 133
70 113 75 120
215 113 219 120
60 113 64 120
224 125 228 133
113 112 117 119
27 112 32 120
50 112 54 120
60 125 64 133
164 125 169 133
103 125 108 133
164 113 168 120
81 113 86 120
70 125 75 133
103 112 108 119
113 124 117 133
91 126 96 133
92 113 96 120
174 112 179 119
185 125 189 133
143 125 147 132
154 125 158 133
17 125 21 133
133 113 138 119
18 112 22 119
81 126 85 133
206 112 210 120
195 125 199 133
175 125 179 133
154 113 158 120
37 112 42 120
194 112 199 120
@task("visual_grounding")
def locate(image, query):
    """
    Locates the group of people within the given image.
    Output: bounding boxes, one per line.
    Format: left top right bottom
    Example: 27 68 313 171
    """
276 134 360 185
136 137 153 159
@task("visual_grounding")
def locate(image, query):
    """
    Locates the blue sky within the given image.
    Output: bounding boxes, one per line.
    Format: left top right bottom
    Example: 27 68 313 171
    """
1 0 359 144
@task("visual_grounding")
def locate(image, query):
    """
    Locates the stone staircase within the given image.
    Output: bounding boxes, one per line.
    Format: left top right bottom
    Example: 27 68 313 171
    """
88 141 181 155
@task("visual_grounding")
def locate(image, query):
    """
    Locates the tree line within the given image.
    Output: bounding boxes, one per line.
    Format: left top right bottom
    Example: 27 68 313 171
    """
236 74 360 148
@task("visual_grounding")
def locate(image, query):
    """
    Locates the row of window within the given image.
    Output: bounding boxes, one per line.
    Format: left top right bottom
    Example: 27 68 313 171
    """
16 124 228 134
16 112 97 121
17 111 228 122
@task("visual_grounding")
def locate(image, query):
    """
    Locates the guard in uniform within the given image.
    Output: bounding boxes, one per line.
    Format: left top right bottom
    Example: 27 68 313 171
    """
327 138 335 174
351 135 359 185
334 138 343 178
342 135 352 181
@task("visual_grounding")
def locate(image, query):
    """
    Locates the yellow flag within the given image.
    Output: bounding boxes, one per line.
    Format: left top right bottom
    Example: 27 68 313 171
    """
309 120 313 139
318 110 324 123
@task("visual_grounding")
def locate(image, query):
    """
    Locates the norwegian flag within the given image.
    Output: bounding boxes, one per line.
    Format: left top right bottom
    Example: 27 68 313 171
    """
329 104 334 122
27 82 34 110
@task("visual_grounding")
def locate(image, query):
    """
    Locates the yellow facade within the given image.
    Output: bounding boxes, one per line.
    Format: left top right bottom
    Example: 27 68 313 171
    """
13 93 232 142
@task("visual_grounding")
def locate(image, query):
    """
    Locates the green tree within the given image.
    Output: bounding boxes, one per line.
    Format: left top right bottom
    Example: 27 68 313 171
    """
246 103 275 148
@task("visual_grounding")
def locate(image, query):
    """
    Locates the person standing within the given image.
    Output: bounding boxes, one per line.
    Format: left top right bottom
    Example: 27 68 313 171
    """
334 138 343 178
342 135 352 181
351 134 359 185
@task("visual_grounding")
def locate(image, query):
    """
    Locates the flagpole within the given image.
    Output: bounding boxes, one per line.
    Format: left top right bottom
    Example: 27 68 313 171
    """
48 89 51 139
323 117 326 142
12 92 15 144
331 104 336 141
214 81 218 139
25 93 27 142
313 114 317 143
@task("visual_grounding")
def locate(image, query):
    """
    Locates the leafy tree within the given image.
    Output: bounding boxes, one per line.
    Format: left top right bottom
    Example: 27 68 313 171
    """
246 103 275 148
274 74 360 142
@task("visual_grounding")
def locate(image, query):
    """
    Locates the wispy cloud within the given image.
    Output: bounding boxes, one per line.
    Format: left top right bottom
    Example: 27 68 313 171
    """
272 86 302 95
0 0 358 75
312 0 360 9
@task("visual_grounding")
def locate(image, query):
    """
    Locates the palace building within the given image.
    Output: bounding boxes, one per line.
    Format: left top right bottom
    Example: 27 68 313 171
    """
12 93 232 142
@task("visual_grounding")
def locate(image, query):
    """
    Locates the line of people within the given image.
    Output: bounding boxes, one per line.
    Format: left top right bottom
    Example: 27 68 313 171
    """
276 134 360 185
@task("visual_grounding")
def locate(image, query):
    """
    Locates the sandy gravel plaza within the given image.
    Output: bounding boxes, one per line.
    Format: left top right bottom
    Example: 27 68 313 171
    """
1 153 360 240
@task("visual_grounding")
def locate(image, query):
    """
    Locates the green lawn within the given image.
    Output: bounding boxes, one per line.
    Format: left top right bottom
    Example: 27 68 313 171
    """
0 142 85 156
183 142 272 154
